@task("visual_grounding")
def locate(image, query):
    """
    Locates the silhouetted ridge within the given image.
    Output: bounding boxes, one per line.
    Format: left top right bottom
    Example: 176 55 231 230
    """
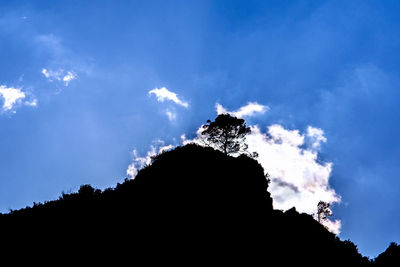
0 144 374 265
131 145 272 215
374 243 400 265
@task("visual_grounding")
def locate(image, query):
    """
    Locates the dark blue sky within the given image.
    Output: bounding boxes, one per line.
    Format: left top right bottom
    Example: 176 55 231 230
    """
1 0 400 257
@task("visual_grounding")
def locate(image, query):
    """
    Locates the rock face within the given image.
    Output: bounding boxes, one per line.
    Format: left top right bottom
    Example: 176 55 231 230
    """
0 144 370 265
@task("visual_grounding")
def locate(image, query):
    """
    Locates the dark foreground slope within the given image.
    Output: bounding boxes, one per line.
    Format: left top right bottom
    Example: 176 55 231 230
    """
0 144 370 265
373 243 400 266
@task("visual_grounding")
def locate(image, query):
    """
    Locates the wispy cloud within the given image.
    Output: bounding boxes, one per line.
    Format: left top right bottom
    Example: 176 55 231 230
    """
24 99 37 107
36 34 65 57
165 110 177 121
149 87 189 108
307 126 327 150
42 68 77 86
36 32 92 83
216 102 269 118
62 71 78 86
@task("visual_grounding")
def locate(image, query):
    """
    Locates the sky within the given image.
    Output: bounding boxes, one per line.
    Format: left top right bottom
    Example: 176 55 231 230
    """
0 0 400 258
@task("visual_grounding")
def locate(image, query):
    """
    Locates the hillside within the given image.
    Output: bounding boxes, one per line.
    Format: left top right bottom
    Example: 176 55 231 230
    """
0 144 382 264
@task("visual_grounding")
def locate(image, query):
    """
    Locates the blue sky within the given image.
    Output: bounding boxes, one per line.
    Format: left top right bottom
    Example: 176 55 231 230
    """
1 0 400 257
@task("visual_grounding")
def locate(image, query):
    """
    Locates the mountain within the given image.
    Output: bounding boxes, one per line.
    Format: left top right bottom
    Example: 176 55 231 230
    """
0 144 378 264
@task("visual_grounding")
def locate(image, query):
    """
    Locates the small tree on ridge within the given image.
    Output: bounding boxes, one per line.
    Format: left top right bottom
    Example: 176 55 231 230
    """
317 201 332 223
201 113 251 156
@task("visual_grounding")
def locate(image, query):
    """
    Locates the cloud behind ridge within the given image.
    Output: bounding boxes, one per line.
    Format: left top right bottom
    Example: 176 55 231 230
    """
127 101 341 234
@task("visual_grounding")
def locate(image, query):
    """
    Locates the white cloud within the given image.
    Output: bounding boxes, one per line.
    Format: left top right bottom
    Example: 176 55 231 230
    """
185 122 341 234
267 124 304 147
149 87 189 108
42 68 77 86
0 85 37 112
246 125 340 216
216 103 228 115
0 86 26 111
216 102 269 118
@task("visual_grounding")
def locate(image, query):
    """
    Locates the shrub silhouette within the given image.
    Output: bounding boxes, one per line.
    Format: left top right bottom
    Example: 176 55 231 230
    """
0 144 381 265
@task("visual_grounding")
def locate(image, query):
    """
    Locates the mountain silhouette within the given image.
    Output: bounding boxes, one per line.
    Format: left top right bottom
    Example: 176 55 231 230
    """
0 144 394 265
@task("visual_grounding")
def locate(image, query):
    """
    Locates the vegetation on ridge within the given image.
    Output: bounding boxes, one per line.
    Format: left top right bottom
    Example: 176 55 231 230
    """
0 114 398 265
0 144 375 265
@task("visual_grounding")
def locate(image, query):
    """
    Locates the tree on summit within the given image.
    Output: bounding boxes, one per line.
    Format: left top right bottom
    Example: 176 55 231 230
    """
201 113 251 156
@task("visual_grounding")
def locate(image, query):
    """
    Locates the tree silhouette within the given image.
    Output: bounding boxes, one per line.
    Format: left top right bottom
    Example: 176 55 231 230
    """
201 114 251 155
317 201 332 223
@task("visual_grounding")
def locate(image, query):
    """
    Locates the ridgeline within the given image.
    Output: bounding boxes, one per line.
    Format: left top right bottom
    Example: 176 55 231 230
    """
0 144 397 265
